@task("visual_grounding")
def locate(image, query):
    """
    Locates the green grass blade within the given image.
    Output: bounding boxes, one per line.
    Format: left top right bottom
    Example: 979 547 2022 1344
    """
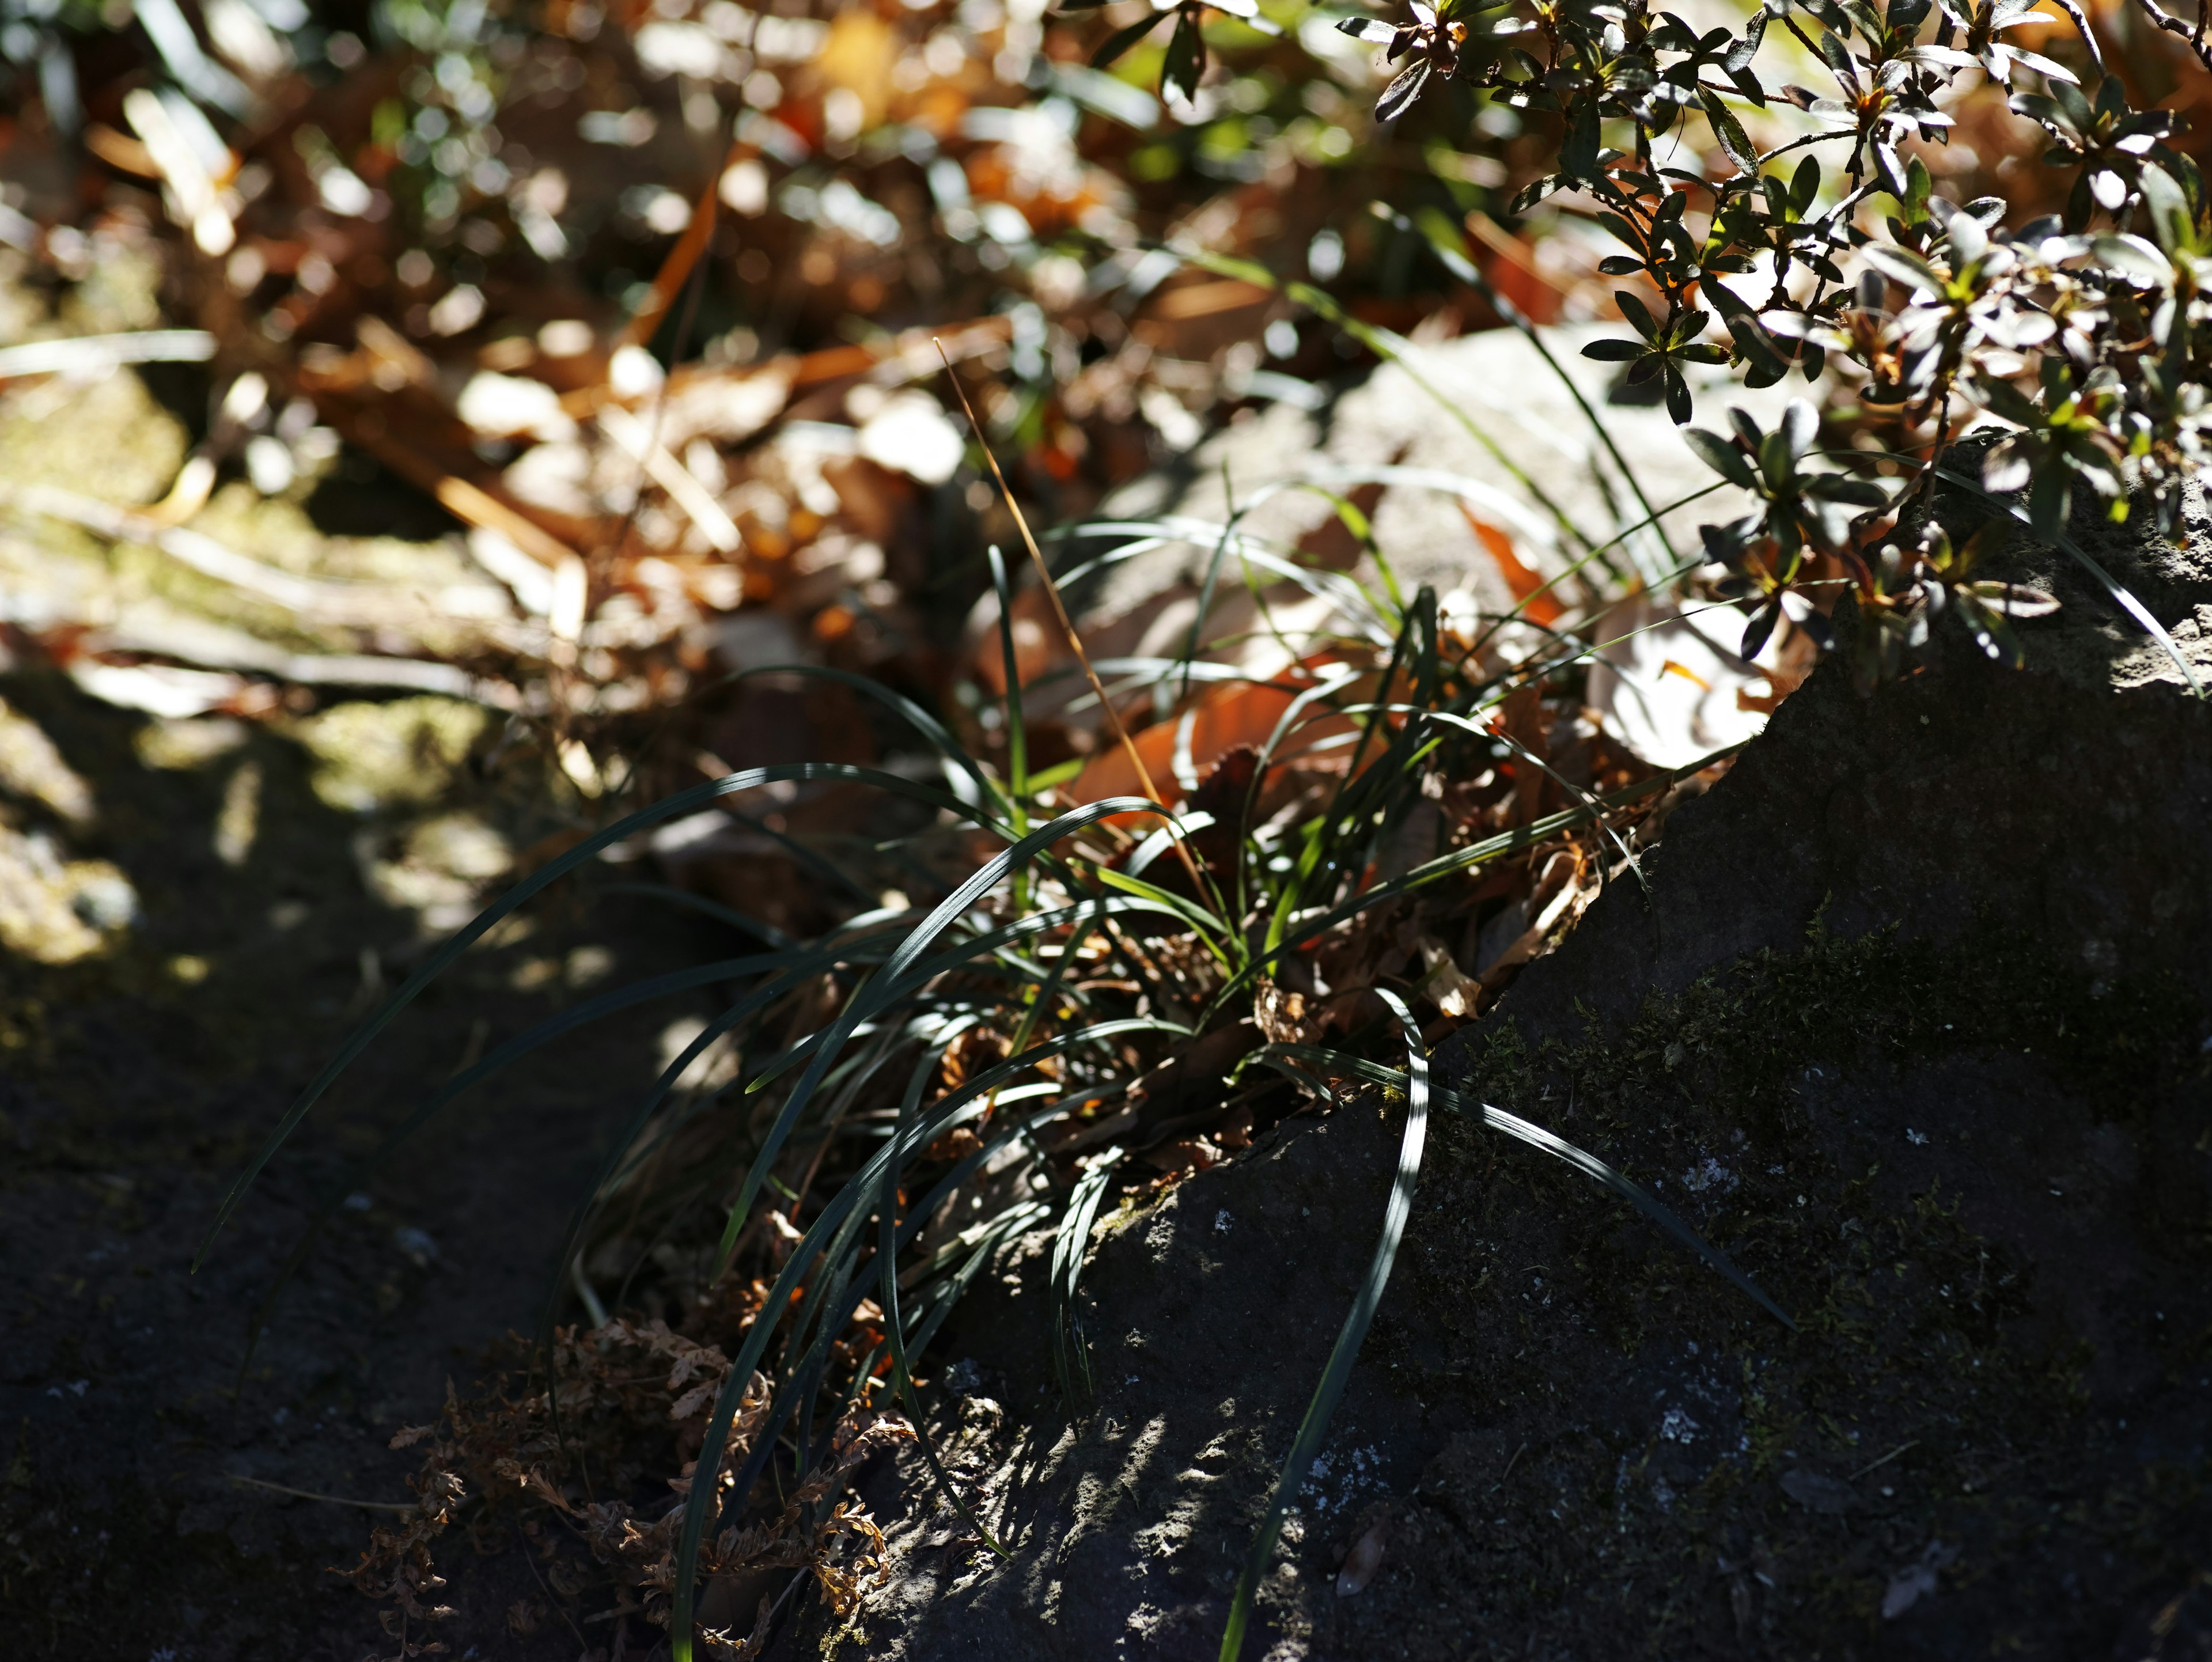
986 544 1031 821
1044 521 1393 646
728 660 1014 817
1206 743 1748 1021
1219 989 1429 1662
707 797 1175 1274
1931 463 2205 697
1090 866 1235 956
1459 1088 1795 1329
594 881 794 949
669 1021 1175 1662
880 1031 1010 1554
1426 711 1646 895
1180 471 1246 702
1386 202 1677 580
1169 246 1604 563
536 973 808 1418
1257 1044 1794 1330
1050 1147 1125 1411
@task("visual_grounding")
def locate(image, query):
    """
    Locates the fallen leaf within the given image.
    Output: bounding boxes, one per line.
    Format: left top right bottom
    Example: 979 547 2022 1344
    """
1335 1515 1389 1596
1779 1468 1855 1515
1461 504 1563 627
1882 1540 1959 1619
1585 590 1774 768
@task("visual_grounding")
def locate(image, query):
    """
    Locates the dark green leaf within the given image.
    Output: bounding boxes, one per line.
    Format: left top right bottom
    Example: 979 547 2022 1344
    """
1683 425 1759 489
1162 8 1205 104
1376 56 1434 123
1724 9 1766 72
1510 173 1567 213
1790 153 1821 213
1700 90 1757 172
1563 93 1601 181
1741 596 1781 658
1091 11 1164 68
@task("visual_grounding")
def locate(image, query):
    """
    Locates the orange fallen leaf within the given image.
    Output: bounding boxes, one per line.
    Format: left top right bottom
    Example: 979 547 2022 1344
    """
1065 661 1365 811
1460 505 1563 628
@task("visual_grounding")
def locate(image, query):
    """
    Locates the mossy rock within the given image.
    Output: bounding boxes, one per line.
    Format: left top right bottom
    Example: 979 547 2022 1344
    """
812 480 2212 1660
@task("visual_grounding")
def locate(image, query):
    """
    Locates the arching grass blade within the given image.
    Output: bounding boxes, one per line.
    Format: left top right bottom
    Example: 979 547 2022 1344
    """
1219 989 1429 1662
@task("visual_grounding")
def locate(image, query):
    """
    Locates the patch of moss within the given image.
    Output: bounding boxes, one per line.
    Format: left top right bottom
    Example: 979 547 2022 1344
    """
291 696 495 814
1341 918 2212 1654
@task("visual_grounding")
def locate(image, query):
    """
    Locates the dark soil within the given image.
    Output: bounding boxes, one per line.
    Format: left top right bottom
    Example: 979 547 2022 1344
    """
802 494 2212 1660
13 472 2212 1662
0 669 713 1662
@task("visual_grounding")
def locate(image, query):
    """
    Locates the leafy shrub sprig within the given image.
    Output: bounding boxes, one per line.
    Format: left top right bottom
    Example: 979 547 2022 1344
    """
1283 0 2212 673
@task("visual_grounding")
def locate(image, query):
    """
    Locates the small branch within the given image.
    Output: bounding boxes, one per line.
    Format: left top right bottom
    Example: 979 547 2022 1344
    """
935 343 1210 899
2130 0 2212 67
1756 128 1854 167
226 1472 418 1513
1850 1438 1919 1481
2050 0 2111 75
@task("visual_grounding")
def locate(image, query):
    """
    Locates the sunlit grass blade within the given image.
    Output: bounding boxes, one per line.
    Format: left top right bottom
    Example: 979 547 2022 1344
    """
1044 520 1393 645
1180 471 1246 702
1263 595 1432 956
1091 865 1235 959
1219 989 1429 1662
707 795 1171 1275
1256 1044 1794 1330
1166 245 1604 565
1931 463 2205 697
1460 1089 1795 1328
986 543 1031 824
1049 1147 1125 1410
669 1021 1177 1662
879 1032 1010 1554
1206 742 1749 1021
940 344 1209 902
1426 710 1646 895
1383 201 1677 580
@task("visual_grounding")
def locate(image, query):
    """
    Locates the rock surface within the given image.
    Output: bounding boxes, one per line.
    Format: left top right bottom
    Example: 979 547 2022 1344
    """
1077 324 1800 633
0 672 710 1661
802 481 2212 1659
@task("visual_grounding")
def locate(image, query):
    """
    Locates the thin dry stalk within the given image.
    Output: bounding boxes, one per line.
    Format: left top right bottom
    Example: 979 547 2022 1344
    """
935 343 1207 895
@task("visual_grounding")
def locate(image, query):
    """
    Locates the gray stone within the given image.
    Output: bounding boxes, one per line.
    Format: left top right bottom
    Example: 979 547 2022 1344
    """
1077 323 1802 634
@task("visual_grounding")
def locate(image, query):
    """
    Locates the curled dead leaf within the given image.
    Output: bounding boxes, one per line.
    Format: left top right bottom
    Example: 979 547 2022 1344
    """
1416 937 1483 1017
1335 1514 1390 1596
1778 1467 1855 1515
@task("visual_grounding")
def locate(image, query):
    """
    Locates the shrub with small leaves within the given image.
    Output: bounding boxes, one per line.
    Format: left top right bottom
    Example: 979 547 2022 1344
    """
1103 0 2212 682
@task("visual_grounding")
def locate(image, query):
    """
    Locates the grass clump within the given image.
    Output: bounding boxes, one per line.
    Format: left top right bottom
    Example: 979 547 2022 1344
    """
200 441 1800 1659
